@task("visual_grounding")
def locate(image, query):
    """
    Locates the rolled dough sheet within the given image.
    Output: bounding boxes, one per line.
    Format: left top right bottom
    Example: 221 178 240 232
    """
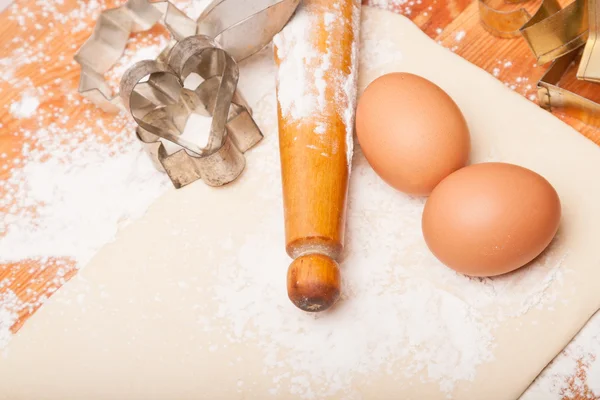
1 7 600 400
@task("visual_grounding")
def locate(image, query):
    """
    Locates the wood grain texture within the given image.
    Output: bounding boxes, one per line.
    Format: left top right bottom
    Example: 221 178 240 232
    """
287 253 341 312
0 0 598 396
435 0 600 144
0 0 167 334
275 0 356 260
275 0 358 311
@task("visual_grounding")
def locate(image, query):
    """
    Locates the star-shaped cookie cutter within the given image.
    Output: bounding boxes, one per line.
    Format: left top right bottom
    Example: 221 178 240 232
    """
74 0 300 187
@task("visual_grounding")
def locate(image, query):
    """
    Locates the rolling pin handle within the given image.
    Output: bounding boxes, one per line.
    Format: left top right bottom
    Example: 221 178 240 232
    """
277 0 359 312
287 253 341 312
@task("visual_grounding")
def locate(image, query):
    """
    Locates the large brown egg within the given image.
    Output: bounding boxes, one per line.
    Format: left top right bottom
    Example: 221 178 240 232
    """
422 162 561 277
356 72 470 196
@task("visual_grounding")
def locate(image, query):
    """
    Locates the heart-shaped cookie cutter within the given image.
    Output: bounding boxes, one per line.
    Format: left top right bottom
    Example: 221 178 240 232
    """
75 0 300 187
120 35 263 187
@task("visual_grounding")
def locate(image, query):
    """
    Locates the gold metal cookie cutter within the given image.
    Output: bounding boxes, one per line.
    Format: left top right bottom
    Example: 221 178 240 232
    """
478 0 588 64
478 0 600 126
579 0 600 81
538 49 600 126
75 0 300 188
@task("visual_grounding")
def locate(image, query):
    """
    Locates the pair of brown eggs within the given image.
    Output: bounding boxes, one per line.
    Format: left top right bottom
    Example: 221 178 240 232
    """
356 73 561 277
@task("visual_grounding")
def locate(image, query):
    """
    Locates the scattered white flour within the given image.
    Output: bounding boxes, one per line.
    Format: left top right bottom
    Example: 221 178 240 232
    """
369 0 422 17
162 113 214 155
0 140 169 265
0 58 16 82
360 38 404 69
0 291 20 350
203 12 574 398
454 30 465 42
273 7 320 121
197 92 571 399
9 94 40 119
488 60 537 99
0 0 219 348
273 1 360 167
199 95 495 398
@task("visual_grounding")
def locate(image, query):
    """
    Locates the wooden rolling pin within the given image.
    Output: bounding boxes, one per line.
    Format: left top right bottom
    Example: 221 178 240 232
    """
274 0 361 312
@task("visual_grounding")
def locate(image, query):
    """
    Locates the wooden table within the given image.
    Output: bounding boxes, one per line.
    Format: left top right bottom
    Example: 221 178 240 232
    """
0 0 598 398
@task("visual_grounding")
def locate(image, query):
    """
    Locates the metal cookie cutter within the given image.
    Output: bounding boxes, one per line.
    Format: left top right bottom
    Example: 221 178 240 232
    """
578 0 600 81
75 0 300 112
120 35 262 188
74 0 194 113
478 0 588 64
538 49 600 127
75 0 301 187
478 0 600 127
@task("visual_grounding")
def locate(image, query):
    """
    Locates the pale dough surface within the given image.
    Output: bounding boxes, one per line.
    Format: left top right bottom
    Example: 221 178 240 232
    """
2 8 600 400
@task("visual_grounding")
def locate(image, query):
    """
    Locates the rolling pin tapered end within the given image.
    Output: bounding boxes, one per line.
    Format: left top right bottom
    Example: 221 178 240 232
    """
287 254 341 312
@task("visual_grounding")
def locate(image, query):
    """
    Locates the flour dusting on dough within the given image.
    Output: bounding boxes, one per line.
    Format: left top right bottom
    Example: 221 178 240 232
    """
202 87 570 398
202 95 498 398
204 20 573 392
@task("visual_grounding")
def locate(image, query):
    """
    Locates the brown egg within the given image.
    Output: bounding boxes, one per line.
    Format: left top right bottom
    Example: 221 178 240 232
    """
356 72 470 196
422 162 561 277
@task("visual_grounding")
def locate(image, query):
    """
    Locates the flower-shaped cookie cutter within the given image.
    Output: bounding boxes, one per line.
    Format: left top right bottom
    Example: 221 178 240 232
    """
75 0 300 187
120 35 263 187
